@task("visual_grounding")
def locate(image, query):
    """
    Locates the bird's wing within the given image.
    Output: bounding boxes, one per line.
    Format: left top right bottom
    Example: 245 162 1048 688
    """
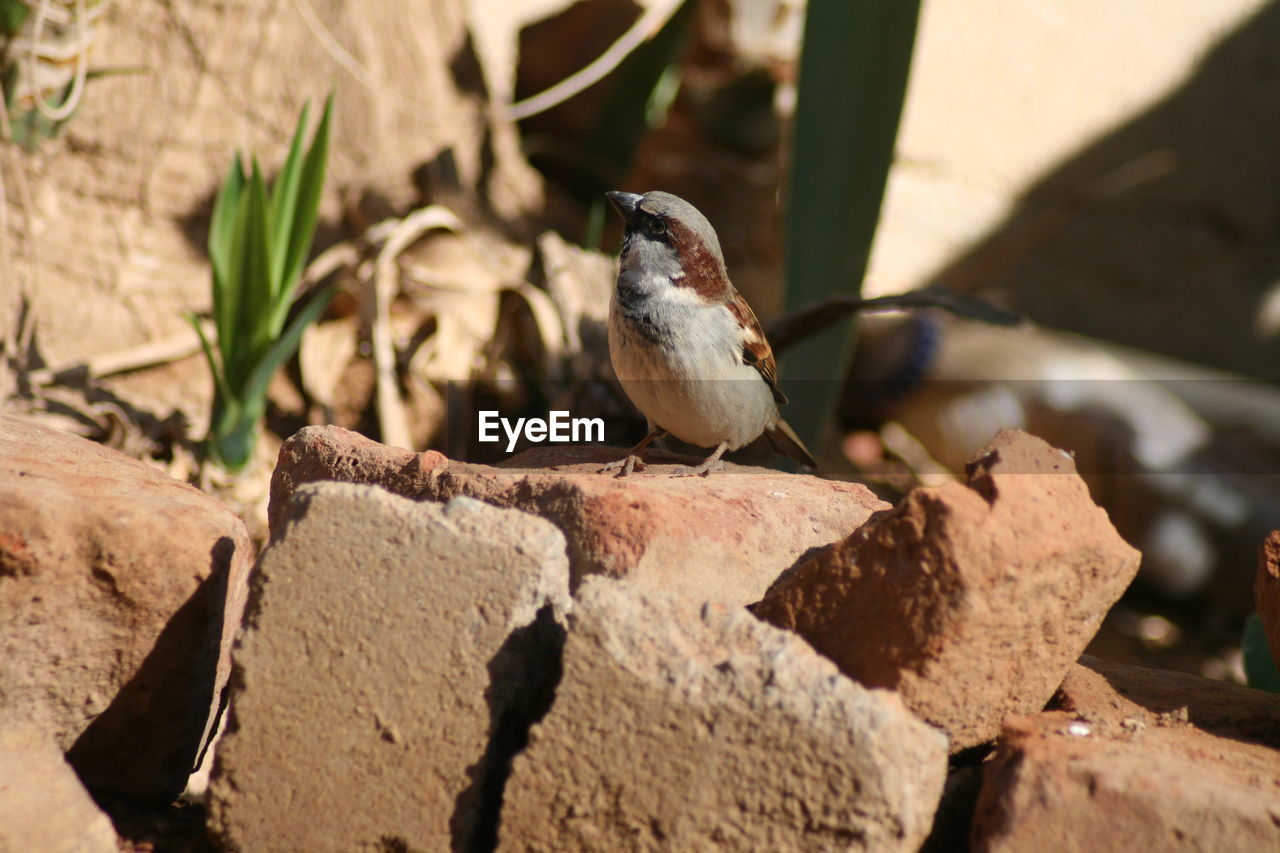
727 290 788 405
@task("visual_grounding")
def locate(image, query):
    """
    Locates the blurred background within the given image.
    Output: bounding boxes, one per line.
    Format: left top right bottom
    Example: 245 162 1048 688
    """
2 0 1279 684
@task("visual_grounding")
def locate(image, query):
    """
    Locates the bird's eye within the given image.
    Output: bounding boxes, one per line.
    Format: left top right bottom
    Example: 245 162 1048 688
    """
647 218 666 236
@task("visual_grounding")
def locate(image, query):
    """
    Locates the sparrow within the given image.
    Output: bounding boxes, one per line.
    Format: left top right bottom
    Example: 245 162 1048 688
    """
601 190 816 477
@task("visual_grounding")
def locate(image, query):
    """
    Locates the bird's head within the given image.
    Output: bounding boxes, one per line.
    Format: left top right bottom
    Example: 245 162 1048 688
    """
606 190 731 301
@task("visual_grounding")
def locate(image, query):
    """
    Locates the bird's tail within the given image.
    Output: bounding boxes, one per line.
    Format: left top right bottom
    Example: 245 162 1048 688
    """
765 419 817 470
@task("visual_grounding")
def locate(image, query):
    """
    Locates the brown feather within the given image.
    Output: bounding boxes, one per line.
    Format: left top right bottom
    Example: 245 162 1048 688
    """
766 420 817 469
664 215 732 301
727 291 787 405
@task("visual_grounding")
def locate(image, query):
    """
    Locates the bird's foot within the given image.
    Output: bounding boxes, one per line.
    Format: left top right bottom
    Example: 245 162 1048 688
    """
671 458 724 478
599 454 647 477
670 441 729 478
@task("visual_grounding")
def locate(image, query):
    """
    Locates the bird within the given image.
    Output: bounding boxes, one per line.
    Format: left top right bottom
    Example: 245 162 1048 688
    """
601 190 816 477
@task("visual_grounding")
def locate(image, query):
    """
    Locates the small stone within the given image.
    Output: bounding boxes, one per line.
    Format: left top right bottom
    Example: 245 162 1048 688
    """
1156 706 1191 726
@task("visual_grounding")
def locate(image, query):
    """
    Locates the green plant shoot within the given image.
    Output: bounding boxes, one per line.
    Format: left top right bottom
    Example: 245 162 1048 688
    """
193 94 335 471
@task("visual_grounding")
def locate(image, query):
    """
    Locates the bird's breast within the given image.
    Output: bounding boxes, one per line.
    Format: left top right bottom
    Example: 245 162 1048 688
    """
608 284 777 449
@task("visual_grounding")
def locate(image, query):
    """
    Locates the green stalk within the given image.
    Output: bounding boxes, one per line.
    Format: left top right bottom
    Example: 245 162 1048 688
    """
779 0 921 452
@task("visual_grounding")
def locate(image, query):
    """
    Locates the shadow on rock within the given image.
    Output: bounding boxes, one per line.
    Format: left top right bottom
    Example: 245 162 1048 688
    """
452 604 566 853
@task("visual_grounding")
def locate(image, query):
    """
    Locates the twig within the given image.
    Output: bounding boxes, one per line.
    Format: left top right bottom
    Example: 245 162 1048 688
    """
291 0 423 115
26 0 92 122
370 205 462 449
505 0 684 121
766 288 1023 355
299 240 360 290
25 319 215 386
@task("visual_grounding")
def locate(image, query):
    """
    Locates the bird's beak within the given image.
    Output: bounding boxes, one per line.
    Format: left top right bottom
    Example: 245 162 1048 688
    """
605 191 643 225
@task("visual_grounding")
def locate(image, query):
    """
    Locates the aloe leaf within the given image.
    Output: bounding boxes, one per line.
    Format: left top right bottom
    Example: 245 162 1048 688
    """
211 422 256 471
7 77 77 151
188 312 235 406
278 93 333 319
779 0 921 450
2 62 17 105
242 158 275 361
85 66 149 82
209 153 244 285
209 154 245 352
268 99 312 292
222 183 253 386
241 286 335 417
200 94 334 471
579 0 693 202
209 397 256 472
211 285 328 472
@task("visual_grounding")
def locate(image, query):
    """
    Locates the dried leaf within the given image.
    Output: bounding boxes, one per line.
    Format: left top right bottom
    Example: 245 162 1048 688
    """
298 316 359 408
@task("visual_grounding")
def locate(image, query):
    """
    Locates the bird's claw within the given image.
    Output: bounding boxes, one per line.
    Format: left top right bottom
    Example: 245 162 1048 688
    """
671 459 724 478
599 454 647 477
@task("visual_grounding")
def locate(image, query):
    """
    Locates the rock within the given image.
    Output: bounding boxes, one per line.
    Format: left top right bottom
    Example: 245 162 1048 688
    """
1255 530 1280 665
1057 654 1280 747
0 415 254 802
269 425 888 605
496 577 948 852
752 429 1141 751
970 656 1280 851
0 723 119 853
267 425 448 530
207 484 571 852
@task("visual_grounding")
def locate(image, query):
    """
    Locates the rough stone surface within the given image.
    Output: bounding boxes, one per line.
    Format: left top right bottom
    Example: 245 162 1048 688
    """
753 429 1141 751
269 425 889 605
207 483 571 852
496 578 948 853
0 723 119 853
0 415 254 802
970 656 1280 852
1059 654 1280 749
267 425 448 530
1256 530 1280 664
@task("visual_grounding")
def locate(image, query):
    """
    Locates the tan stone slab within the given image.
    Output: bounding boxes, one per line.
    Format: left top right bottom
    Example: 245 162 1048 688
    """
207 483 570 851
497 578 948 852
